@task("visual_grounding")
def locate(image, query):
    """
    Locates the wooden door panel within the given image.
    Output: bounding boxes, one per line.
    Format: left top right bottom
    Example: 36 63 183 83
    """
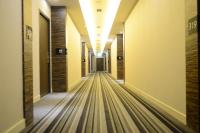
96 58 104 71
39 14 50 97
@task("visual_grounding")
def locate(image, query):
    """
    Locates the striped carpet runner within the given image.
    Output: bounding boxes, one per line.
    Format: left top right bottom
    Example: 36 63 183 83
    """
24 72 192 133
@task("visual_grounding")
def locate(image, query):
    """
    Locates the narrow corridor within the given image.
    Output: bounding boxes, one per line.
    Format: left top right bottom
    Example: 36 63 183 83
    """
24 72 190 133
0 0 199 132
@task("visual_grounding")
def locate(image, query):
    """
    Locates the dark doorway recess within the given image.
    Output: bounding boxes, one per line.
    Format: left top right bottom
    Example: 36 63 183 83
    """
39 13 50 97
96 58 104 71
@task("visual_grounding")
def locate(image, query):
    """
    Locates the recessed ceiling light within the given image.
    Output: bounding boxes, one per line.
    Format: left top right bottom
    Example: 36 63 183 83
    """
97 26 101 28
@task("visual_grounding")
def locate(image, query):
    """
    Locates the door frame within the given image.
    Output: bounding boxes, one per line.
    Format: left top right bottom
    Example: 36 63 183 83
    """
39 11 51 96
21 2 52 125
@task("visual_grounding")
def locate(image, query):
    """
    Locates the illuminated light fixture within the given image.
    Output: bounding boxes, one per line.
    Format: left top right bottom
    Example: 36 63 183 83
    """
79 0 96 55
100 0 121 55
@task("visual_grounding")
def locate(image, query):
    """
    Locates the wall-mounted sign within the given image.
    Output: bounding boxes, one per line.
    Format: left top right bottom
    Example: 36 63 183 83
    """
82 59 86 62
117 56 123 60
188 16 197 35
56 48 67 55
25 25 32 41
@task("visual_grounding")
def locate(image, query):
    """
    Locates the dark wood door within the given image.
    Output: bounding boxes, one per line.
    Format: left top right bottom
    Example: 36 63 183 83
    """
96 58 104 71
39 14 50 97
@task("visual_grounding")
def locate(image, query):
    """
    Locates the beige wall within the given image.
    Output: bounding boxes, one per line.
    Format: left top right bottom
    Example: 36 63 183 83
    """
125 0 186 123
32 0 51 102
66 13 82 91
0 0 25 132
111 38 117 79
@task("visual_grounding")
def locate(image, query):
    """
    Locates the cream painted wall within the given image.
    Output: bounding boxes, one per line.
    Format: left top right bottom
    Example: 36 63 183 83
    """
32 0 51 102
111 38 117 79
66 13 82 91
125 0 186 123
85 45 89 76
0 0 25 132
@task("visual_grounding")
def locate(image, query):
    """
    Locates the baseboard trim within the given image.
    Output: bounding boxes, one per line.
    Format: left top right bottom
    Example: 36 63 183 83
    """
68 79 83 91
4 118 25 133
125 82 186 124
33 95 40 103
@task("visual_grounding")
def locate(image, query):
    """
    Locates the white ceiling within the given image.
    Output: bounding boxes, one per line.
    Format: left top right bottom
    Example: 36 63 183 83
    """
47 0 138 50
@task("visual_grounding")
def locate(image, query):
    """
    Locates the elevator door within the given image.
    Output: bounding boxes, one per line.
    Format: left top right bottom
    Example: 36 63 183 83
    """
39 14 50 97
96 58 104 71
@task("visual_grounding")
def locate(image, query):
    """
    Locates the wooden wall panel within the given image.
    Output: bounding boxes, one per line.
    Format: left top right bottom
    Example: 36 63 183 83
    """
185 0 199 132
117 34 124 80
81 42 86 77
91 53 94 72
108 49 111 73
88 50 91 73
51 6 67 92
22 0 33 125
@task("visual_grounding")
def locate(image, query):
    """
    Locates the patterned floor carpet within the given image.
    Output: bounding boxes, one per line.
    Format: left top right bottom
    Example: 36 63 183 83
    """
23 72 192 133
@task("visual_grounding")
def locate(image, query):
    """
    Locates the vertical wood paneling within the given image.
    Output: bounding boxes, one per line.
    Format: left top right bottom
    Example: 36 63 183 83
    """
185 0 199 132
108 49 111 73
91 53 94 72
117 34 124 80
81 42 86 77
88 50 91 73
22 0 33 125
51 6 67 92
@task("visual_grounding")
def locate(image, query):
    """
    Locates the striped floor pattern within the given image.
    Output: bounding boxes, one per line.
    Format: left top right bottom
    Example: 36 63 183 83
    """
24 72 192 133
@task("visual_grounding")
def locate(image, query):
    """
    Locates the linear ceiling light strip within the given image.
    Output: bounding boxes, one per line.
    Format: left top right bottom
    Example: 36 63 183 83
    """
79 0 97 55
100 0 121 55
